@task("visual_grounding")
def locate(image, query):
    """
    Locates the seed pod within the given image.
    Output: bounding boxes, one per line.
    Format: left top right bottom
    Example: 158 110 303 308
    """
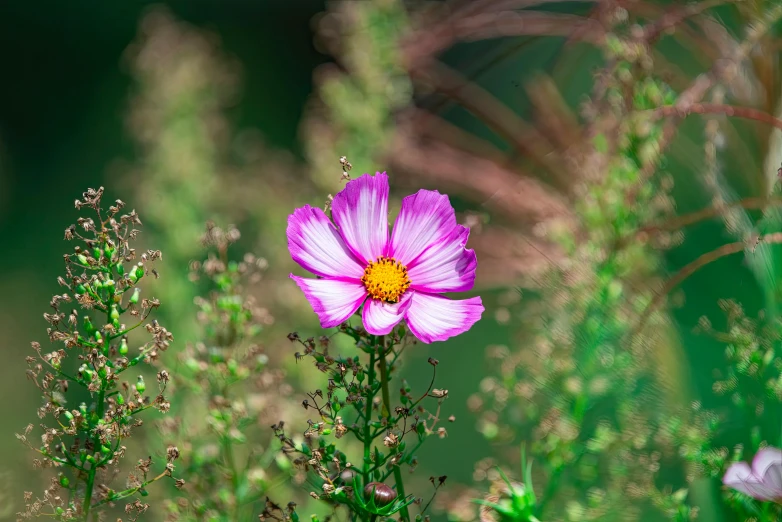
128 287 141 305
119 336 129 356
363 482 396 507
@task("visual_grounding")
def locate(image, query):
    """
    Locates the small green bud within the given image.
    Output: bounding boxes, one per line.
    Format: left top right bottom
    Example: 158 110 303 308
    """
63 411 74 422
135 376 146 394
55 507 65 516
116 393 125 405
322 429 332 435
128 287 140 305
83 316 95 335
98 366 108 379
85 455 97 466
76 254 88 265
119 336 129 356
100 445 111 456
93 248 102 260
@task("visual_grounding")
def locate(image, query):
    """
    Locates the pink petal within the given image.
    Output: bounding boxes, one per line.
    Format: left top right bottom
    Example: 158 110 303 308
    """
287 205 365 279
362 294 412 335
388 189 458 266
404 292 484 344
754 448 782 490
331 172 389 263
724 462 780 501
408 225 477 293
290 275 366 328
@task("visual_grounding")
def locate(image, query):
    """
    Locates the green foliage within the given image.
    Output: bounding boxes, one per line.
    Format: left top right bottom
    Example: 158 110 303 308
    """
162 223 289 521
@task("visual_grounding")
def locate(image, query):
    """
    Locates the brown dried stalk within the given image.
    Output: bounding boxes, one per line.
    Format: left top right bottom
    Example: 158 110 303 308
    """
411 61 562 177
390 123 571 224
633 232 782 338
403 0 600 70
651 103 782 132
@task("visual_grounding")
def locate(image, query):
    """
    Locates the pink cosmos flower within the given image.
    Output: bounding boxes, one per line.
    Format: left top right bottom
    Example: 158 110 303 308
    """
287 172 483 343
723 447 782 502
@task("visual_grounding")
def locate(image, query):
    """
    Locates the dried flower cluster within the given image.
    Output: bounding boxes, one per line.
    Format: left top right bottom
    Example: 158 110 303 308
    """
17 187 180 521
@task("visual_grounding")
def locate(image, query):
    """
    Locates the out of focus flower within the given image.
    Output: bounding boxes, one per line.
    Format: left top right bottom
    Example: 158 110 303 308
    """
723 447 782 502
287 172 483 343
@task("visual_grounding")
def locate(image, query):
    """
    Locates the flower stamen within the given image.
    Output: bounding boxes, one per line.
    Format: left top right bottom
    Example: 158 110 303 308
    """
362 256 411 303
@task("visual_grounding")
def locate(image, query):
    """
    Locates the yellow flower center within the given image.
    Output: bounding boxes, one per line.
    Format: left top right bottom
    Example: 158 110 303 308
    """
361 256 411 303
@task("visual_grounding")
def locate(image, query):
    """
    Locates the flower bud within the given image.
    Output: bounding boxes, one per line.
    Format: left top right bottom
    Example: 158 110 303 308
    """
128 287 140 305
83 316 95 335
119 336 129 356
363 482 397 507
59 475 69 488
135 376 146 394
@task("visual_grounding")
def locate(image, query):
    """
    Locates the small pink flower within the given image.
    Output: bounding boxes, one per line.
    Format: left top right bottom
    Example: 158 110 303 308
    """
723 447 782 502
287 172 483 343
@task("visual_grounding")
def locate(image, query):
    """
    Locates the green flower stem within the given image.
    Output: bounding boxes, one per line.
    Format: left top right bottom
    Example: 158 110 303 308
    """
363 349 377 488
89 469 169 509
82 292 114 521
377 336 410 522
82 385 105 520
222 433 241 520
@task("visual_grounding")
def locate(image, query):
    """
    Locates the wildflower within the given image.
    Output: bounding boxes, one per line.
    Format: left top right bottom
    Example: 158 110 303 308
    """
723 447 782 501
287 172 483 343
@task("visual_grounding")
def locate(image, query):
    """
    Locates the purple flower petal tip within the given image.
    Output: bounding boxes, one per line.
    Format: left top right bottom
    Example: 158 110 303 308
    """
723 447 782 502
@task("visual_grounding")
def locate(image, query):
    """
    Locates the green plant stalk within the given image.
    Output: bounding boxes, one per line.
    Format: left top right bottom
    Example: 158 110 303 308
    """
223 431 241 520
82 300 113 520
363 349 377 489
377 336 410 522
